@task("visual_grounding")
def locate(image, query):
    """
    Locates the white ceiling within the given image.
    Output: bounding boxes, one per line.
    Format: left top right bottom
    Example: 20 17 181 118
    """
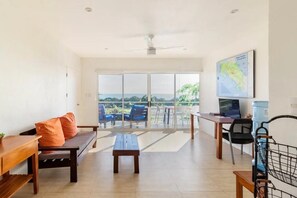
3 0 267 58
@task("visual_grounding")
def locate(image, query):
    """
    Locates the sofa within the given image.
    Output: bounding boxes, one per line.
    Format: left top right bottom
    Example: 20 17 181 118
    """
20 113 98 182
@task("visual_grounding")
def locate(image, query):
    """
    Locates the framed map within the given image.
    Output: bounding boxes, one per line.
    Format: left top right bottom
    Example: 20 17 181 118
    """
216 50 255 98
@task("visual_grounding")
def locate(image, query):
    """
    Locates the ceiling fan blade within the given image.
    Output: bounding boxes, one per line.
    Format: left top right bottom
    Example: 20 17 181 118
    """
120 33 147 38
120 30 190 38
124 48 147 52
156 46 184 50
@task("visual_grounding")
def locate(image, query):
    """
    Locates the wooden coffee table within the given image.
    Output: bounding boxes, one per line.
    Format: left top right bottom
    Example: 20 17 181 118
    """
113 134 140 173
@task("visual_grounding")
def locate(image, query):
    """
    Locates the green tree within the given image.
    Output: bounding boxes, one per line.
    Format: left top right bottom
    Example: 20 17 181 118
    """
141 95 148 102
177 83 199 106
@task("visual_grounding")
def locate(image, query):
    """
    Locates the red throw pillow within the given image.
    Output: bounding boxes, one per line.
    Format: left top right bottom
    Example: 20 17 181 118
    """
59 112 78 140
35 118 65 148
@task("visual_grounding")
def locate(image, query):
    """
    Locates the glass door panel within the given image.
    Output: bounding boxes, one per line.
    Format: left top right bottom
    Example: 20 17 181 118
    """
123 74 148 129
98 73 200 130
176 74 200 128
150 74 175 128
98 75 123 129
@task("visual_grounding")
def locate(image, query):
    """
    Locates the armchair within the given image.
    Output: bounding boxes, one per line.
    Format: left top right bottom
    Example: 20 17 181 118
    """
98 104 115 128
124 105 148 128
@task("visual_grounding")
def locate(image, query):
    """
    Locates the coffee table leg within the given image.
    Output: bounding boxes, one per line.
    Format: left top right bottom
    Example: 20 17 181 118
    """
114 156 119 173
134 155 139 173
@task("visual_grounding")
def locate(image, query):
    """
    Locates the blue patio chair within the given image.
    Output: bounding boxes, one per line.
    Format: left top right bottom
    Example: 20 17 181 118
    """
124 105 148 128
98 104 115 128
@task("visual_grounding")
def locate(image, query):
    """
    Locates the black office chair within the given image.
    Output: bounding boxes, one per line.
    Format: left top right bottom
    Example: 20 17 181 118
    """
222 118 253 164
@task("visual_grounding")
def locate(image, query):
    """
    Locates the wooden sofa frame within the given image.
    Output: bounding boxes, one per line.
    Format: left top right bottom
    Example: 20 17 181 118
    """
20 126 98 182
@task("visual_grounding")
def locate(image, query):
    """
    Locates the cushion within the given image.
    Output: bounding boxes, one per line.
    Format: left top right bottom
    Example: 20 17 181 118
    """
38 131 96 161
60 112 78 140
35 117 65 148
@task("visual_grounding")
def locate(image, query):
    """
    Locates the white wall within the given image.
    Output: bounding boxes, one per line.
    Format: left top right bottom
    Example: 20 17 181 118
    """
80 58 202 125
0 2 81 135
199 1 269 155
269 0 297 144
268 0 297 194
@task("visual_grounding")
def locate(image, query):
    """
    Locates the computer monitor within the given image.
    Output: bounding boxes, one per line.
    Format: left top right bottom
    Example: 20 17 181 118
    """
218 98 241 118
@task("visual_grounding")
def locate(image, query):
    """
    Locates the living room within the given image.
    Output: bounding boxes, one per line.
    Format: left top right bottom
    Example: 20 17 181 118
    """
1 0 297 197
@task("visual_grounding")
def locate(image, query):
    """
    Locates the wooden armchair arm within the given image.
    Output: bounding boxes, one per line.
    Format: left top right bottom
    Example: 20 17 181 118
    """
19 129 36 135
77 125 98 131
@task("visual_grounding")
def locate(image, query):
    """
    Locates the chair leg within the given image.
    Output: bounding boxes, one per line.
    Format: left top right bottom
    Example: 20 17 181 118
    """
181 115 184 126
228 133 235 165
155 110 159 124
241 144 243 155
252 142 254 158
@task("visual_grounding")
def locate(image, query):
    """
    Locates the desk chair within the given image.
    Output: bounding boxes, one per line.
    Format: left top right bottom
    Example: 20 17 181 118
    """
175 106 190 126
222 118 253 164
154 105 165 124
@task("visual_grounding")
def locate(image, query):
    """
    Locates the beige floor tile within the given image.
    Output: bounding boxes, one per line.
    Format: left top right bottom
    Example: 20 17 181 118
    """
13 130 254 197
90 192 136 198
181 191 235 198
136 192 182 198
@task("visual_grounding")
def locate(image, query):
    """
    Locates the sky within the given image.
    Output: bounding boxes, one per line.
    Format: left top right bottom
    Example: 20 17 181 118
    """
98 74 199 95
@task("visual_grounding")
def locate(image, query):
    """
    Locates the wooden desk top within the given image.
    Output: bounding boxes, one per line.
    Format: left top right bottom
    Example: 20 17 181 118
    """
233 171 254 193
0 135 41 157
194 112 234 124
191 112 200 117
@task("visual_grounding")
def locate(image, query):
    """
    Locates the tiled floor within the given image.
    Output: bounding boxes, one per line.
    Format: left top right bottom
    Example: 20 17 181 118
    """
15 130 254 198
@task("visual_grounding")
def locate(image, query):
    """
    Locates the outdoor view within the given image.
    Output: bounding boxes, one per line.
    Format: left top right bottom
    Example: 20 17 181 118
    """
98 74 199 129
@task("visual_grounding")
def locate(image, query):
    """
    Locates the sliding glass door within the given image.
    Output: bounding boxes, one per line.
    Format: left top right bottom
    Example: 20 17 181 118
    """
175 74 200 128
123 74 148 128
98 75 123 128
150 74 174 128
98 73 199 130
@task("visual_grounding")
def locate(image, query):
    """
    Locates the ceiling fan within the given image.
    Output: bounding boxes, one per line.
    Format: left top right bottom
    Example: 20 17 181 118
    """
128 34 184 55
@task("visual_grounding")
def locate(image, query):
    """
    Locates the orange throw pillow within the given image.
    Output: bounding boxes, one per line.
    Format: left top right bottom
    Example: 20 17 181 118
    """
35 118 65 147
59 112 78 140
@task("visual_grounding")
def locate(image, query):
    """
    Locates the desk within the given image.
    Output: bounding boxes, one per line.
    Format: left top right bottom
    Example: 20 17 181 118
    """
190 113 233 159
233 171 254 198
0 135 41 197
